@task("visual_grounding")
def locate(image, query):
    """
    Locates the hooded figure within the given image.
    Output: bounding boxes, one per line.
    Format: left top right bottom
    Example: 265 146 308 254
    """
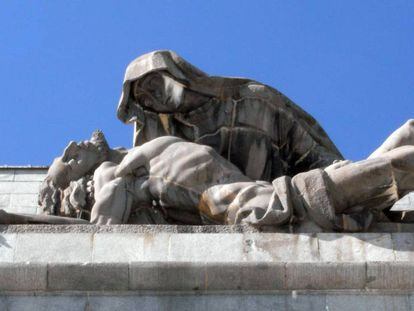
117 50 343 181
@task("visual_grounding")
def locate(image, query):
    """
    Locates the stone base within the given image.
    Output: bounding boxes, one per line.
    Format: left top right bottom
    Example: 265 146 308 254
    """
1 290 413 311
1 225 414 309
1 225 414 290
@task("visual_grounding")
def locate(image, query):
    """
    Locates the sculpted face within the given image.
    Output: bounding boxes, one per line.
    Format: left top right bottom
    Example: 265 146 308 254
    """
132 71 208 113
39 140 102 214
45 141 101 188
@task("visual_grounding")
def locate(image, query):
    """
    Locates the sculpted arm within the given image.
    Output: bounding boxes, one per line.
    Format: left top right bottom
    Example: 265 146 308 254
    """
369 119 414 158
115 136 184 178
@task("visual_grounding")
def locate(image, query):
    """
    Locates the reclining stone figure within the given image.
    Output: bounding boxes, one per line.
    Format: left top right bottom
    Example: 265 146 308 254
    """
1 120 413 231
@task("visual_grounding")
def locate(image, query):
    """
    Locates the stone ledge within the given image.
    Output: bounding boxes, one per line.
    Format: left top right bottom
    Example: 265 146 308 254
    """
0 290 413 311
1 262 414 292
0 229 414 292
1 222 414 233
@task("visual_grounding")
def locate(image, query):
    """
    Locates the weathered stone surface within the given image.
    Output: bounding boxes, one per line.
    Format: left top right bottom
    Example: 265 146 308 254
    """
129 262 205 291
2 292 414 311
285 262 366 290
14 169 47 181
93 233 144 262
0 223 414 234
0 263 47 291
392 233 414 261
86 294 292 311
0 170 14 181
326 293 411 311
367 262 414 289
48 263 129 290
2 228 414 291
0 168 47 216
4 206 37 215
140 233 170 261
0 233 16 262
5 295 87 311
243 233 319 262
204 262 285 290
10 193 39 207
0 194 10 207
14 233 92 262
0 181 41 194
318 233 395 262
168 233 244 262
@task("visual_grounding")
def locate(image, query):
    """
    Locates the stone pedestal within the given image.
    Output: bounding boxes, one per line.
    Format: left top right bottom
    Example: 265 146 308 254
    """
0 225 414 310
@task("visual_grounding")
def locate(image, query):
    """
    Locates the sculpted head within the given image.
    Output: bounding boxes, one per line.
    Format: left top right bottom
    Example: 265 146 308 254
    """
131 71 208 113
38 130 109 214
117 50 215 122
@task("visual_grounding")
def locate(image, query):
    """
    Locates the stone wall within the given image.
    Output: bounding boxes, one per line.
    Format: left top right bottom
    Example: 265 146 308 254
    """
1 225 414 310
0 167 47 215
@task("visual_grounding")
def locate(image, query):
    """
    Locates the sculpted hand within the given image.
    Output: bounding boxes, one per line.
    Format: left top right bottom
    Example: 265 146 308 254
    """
370 119 414 158
325 160 352 173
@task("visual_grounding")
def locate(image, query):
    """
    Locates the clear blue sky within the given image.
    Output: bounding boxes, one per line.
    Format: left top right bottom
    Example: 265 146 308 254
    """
0 1 413 165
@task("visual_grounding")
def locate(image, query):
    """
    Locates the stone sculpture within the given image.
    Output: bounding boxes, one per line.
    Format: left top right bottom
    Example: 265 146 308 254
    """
1 50 413 232
0 120 413 231
117 50 343 180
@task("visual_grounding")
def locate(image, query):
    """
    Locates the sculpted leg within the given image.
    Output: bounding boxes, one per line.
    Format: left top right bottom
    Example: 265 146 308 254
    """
327 146 414 209
200 179 294 226
369 119 414 158
293 146 414 231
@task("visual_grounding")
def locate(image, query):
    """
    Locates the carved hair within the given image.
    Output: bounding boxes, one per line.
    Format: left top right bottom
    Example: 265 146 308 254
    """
90 130 110 158
87 130 110 162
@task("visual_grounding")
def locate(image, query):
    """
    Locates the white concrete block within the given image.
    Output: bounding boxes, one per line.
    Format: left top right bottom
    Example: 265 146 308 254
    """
141 233 170 261
0 170 14 181
326 293 411 311
0 263 47 291
318 233 395 262
5 295 87 311
47 263 129 291
14 233 92 263
14 169 47 181
129 262 205 291
243 233 319 262
204 262 286 290
168 233 244 262
392 233 414 261
0 297 6 311
13 169 47 181
93 233 144 262
0 181 42 194
286 293 327 311
285 262 366 290
86 294 327 311
0 233 16 262
367 262 414 289
10 193 38 207
0 194 10 207
5 206 38 215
